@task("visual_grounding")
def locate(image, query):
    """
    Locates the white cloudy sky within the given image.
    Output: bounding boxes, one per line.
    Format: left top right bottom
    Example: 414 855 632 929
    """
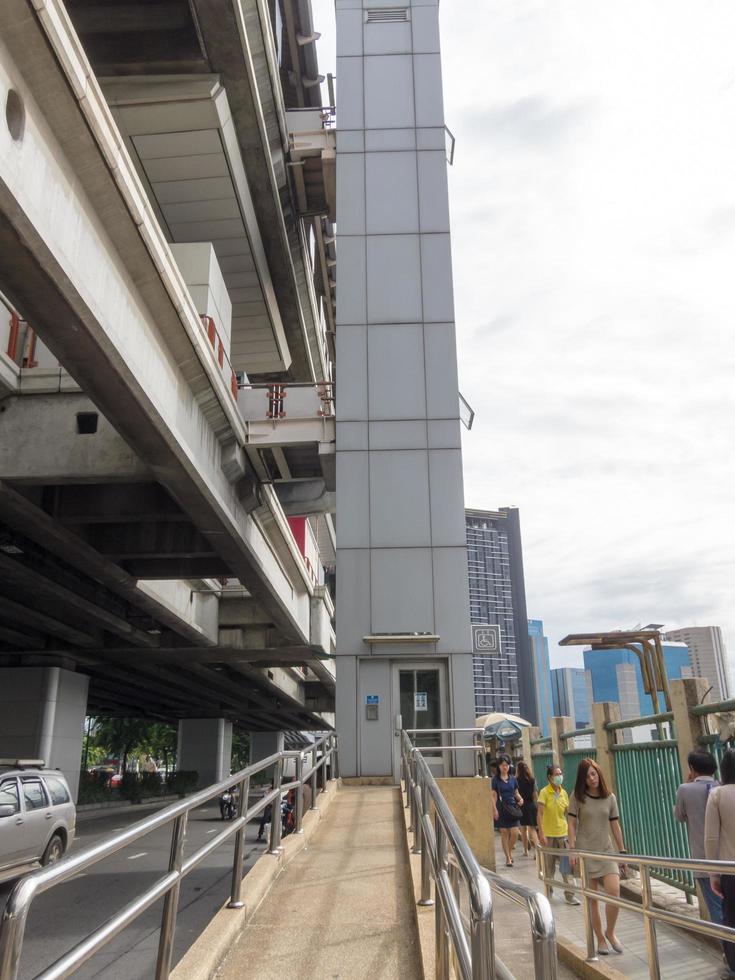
313 1 735 671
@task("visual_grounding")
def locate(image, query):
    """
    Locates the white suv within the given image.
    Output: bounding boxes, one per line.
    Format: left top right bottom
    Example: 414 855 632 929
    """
0 761 76 883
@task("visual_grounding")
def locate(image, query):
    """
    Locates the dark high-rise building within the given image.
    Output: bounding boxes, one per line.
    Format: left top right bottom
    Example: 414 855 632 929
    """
465 508 536 722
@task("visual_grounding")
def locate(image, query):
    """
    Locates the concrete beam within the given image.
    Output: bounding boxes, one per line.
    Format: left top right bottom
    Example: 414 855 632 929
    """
0 551 159 648
45 483 188 524
188 0 313 381
0 482 217 647
0 594 99 648
0 394 150 484
0 5 312 644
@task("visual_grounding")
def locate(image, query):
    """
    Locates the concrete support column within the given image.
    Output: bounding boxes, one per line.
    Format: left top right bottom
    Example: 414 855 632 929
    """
177 718 232 789
592 702 621 795
670 677 711 779
250 732 285 780
0 666 89 800
520 725 534 765
550 715 573 769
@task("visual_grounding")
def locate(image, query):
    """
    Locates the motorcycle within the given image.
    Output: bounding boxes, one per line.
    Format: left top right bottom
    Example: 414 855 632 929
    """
219 789 237 820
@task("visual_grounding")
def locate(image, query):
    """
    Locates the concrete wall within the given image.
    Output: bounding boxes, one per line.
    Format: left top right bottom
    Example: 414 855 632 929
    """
0 667 88 799
335 0 475 779
435 777 495 870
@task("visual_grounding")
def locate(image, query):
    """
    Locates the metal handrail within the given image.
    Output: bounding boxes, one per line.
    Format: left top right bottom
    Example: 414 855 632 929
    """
479 865 557 980
0 733 339 980
605 711 674 731
402 731 494 980
560 726 594 740
536 842 735 979
691 697 735 716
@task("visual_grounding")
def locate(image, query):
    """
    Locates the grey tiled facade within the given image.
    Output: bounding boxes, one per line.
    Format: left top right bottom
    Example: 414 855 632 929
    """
335 0 475 778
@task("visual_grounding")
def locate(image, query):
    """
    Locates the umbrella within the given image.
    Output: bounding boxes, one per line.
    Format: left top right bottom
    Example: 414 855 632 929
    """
475 712 532 742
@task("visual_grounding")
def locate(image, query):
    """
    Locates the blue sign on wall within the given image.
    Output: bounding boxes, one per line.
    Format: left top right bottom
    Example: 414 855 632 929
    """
366 695 379 705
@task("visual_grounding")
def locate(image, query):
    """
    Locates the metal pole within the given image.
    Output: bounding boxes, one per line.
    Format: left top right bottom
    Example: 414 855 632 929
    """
434 818 449 980
640 866 661 980
268 753 284 855
419 785 434 907
410 751 418 834
294 754 305 834
332 734 340 780
319 743 328 792
228 774 250 908
580 856 597 961
154 812 188 980
412 783 422 855
310 743 318 809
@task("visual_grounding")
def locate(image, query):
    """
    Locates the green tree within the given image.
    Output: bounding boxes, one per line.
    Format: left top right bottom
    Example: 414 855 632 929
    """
92 717 151 774
143 723 178 775
231 730 250 772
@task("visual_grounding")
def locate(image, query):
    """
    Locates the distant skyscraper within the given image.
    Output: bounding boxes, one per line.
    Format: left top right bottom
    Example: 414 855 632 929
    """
465 508 535 721
664 626 731 701
584 642 690 717
528 620 552 735
551 667 592 730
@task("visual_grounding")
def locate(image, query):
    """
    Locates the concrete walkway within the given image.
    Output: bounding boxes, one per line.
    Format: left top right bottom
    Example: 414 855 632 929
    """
216 785 422 980
501 840 725 979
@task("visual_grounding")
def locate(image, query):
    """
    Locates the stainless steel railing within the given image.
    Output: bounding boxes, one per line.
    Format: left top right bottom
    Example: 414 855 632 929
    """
0 733 338 980
402 730 493 980
537 843 735 980
480 865 557 980
403 730 556 979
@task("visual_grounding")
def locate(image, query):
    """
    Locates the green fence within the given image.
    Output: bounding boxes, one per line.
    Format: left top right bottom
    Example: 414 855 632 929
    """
613 741 693 894
561 747 597 781
532 751 553 789
697 732 734 771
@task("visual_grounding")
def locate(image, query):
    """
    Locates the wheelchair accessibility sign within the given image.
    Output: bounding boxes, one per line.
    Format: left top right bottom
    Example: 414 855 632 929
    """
472 625 501 654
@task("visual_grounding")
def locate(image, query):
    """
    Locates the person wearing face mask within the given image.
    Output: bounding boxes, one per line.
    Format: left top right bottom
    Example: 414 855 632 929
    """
492 755 524 867
537 764 580 905
567 758 626 956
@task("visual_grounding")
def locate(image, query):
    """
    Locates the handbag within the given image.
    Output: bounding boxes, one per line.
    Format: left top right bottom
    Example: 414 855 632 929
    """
500 798 523 821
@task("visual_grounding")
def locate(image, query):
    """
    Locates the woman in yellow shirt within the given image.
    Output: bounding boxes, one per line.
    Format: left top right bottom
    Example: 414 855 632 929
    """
537 765 580 905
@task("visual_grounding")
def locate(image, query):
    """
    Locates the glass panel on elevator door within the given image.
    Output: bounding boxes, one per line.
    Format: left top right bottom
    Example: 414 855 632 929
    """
399 669 441 749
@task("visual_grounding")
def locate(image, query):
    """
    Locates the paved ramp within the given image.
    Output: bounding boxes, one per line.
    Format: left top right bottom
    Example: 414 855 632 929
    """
217 786 422 980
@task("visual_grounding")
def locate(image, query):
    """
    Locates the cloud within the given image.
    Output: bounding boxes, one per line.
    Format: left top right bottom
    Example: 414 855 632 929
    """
463 96 597 150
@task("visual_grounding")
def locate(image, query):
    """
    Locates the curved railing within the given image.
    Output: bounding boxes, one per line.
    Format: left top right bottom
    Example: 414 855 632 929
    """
0 733 338 980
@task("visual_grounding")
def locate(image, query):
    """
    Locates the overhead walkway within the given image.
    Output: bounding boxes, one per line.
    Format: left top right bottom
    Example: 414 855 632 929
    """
218 785 422 980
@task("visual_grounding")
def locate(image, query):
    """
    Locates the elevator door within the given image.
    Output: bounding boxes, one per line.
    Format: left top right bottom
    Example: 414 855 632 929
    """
392 662 448 779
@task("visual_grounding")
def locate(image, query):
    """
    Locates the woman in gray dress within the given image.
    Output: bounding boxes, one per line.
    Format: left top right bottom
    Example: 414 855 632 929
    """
567 758 627 956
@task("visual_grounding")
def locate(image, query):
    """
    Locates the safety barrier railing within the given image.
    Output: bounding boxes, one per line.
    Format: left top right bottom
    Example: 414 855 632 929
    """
402 730 495 979
537 843 735 980
0 733 338 980
403 730 558 978
479 864 557 980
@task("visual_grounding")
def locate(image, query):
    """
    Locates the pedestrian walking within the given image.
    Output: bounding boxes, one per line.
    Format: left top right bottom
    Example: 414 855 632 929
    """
705 747 735 980
492 755 524 867
537 764 580 905
567 758 626 956
516 760 539 857
674 750 722 925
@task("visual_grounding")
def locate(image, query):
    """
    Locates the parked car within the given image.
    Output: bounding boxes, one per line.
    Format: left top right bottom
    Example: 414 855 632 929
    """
0 760 76 884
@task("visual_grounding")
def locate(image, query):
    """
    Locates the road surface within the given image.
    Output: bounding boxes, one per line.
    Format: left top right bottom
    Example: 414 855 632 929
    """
0 801 271 979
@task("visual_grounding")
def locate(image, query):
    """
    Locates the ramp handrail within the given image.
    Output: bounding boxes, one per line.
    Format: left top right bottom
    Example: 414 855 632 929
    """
402 730 495 980
537 842 735 979
479 865 557 980
0 733 338 980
